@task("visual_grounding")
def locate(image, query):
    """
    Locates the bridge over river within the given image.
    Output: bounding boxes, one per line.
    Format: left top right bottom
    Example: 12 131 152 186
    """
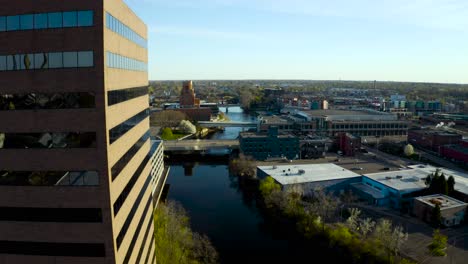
198 121 258 128
163 139 239 152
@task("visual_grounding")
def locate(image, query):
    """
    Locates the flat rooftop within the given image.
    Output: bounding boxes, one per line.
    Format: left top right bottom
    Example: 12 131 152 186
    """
257 154 402 175
257 163 361 185
300 109 398 121
415 194 467 210
365 164 468 195
240 132 295 138
364 169 428 192
303 109 375 116
259 115 291 124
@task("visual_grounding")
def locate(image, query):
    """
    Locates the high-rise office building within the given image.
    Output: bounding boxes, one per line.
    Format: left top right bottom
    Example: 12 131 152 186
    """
0 1 166 263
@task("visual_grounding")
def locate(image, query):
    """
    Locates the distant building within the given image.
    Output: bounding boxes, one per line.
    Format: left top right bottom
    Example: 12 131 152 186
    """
177 107 212 122
180 80 200 108
413 194 467 227
177 81 216 121
239 127 299 161
300 136 333 159
440 140 468 164
338 133 361 156
408 130 462 153
259 109 408 138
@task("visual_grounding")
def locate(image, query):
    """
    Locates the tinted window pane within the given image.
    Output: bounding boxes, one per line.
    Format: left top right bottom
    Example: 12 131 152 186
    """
48 12 62 28
6 55 15 70
78 51 93 67
34 13 47 29
34 53 48 69
6 16 20 31
22 54 34 70
16 55 24 70
0 16 5 31
48 52 63 68
20 14 33 30
78 11 93 26
63 52 78 67
63 11 77 27
0 56 6 71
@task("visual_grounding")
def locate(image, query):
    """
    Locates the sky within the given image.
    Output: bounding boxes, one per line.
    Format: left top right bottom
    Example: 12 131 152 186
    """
124 0 468 83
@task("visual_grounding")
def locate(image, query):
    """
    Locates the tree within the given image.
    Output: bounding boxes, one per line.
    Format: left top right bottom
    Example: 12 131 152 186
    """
373 219 407 261
306 188 339 223
259 176 281 198
239 90 253 110
431 204 442 228
428 229 447 256
404 144 415 157
191 233 219 264
179 120 197 134
154 201 194 264
229 154 256 178
154 201 219 264
447 175 455 195
358 218 376 238
439 174 448 195
345 208 361 231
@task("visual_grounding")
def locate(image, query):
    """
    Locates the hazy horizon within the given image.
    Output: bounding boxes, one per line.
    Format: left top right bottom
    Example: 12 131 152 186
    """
125 0 468 84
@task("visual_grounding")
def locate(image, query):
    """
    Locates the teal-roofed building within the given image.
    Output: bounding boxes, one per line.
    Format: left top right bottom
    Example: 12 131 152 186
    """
239 127 299 160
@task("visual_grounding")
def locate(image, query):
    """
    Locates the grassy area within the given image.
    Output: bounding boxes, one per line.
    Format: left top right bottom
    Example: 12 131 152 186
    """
160 128 188 140
161 133 186 140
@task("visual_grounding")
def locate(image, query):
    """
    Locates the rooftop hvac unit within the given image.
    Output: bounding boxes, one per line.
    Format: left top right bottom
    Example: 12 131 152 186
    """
396 175 403 179
298 169 305 174
385 176 392 180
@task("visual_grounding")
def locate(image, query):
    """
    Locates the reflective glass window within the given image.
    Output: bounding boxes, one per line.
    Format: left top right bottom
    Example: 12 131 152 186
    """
6 16 20 31
34 13 47 29
0 132 96 149
22 54 34 70
78 51 93 67
63 52 78 68
63 11 77 27
34 53 48 69
48 52 63 68
77 11 93 27
6 55 15 70
20 14 33 30
15 55 24 70
0 92 96 110
0 56 6 71
0 16 5 31
48 12 62 28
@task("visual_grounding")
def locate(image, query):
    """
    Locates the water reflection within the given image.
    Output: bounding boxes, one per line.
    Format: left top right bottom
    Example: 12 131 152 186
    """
209 106 257 140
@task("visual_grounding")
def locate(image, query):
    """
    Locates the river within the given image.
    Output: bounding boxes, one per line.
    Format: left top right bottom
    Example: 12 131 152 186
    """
165 107 335 263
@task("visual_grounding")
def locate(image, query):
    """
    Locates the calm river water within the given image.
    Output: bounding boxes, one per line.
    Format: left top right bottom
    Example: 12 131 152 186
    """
166 107 335 263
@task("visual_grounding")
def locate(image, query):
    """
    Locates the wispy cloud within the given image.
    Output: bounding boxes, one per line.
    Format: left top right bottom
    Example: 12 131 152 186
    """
150 25 263 40
139 0 468 31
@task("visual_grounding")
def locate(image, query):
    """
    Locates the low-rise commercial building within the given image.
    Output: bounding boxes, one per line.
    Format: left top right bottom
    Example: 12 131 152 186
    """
240 127 299 161
260 109 408 138
257 163 361 196
351 165 468 209
413 194 467 227
408 130 462 153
